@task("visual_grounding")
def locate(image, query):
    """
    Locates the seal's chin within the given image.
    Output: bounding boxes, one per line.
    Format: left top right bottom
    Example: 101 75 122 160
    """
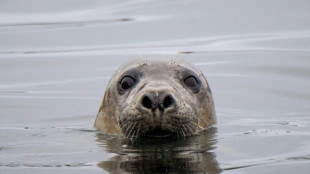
142 127 174 138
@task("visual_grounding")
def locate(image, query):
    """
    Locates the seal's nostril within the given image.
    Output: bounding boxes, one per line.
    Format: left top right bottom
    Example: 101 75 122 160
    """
163 95 174 108
142 95 152 109
141 93 175 111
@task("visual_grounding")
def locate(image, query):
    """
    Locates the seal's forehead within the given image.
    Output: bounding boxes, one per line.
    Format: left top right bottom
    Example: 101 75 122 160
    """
116 59 147 74
117 59 201 75
177 61 201 74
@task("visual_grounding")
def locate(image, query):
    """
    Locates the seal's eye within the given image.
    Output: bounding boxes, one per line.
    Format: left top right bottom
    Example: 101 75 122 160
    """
184 76 198 88
120 76 135 90
183 75 200 93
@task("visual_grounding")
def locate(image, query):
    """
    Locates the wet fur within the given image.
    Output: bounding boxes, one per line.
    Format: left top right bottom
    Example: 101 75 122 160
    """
94 60 216 138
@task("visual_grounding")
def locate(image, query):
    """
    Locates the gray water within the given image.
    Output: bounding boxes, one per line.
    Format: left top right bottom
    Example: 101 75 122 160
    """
1 0 310 173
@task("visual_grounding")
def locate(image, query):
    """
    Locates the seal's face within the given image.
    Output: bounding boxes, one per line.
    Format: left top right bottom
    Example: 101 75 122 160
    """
95 60 216 138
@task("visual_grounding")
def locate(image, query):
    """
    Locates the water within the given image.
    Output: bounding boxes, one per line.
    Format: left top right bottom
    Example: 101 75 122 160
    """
1 0 310 173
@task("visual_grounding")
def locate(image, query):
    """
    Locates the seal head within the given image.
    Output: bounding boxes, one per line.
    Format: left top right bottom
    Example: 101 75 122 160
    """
94 60 216 138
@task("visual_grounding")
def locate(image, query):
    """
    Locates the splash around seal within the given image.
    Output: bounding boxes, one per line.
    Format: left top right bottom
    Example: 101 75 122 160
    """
94 60 216 138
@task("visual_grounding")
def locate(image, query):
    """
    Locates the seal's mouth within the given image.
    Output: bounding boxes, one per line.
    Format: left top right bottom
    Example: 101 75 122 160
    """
142 126 174 138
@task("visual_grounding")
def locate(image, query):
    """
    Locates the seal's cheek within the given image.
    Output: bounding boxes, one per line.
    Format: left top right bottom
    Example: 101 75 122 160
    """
175 87 199 112
94 87 123 135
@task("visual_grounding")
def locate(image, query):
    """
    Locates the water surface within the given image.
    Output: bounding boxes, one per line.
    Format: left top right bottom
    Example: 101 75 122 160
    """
1 0 310 173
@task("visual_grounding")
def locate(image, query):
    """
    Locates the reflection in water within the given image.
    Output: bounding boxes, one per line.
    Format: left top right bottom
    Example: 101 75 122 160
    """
96 128 222 173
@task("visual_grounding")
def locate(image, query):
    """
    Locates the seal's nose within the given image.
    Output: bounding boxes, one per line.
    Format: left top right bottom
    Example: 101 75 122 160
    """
159 93 176 111
141 94 157 110
140 92 176 111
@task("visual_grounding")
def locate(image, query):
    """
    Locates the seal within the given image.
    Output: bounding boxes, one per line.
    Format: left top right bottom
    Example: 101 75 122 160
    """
94 60 216 138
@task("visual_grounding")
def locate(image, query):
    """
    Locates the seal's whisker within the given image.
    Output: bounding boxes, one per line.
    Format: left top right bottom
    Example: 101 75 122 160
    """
127 122 137 139
180 128 186 137
126 123 137 137
185 124 195 135
120 119 130 129
123 124 130 137
135 124 141 138
182 125 190 135
187 122 197 133
120 122 130 132
191 122 204 130
120 118 137 131
186 125 193 135
130 130 136 139
124 122 134 137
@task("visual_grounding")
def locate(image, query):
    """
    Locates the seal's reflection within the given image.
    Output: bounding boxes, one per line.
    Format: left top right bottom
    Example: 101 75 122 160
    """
96 128 222 173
